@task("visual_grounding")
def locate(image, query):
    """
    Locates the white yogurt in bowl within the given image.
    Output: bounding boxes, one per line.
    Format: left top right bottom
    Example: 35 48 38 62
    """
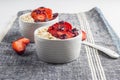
19 13 58 42
34 26 82 63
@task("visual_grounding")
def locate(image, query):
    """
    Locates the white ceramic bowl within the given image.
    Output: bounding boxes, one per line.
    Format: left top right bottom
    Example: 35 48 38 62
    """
19 13 58 42
34 27 82 63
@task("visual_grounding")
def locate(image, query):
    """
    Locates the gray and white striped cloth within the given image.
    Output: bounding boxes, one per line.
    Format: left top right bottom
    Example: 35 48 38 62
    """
0 7 120 80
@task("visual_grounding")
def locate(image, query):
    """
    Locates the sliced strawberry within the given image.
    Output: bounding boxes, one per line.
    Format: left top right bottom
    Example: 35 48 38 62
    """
49 21 65 31
47 26 54 32
18 37 30 45
12 37 30 55
12 41 26 55
31 7 54 22
56 21 72 31
81 30 86 41
49 30 58 37
31 10 37 18
57 31 67 39
36 14 46 22
52 23 59 30
64 22 72 31
45 8 53 20
47 21 79 39
57 31 64 36
65 32 73 38
32 13 46 22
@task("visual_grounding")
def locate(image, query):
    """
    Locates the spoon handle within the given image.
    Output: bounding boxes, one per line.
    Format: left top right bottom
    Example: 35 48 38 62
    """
82 41 120 58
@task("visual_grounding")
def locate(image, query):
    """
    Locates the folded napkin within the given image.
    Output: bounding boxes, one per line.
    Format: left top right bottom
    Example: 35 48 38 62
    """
0 7 120 80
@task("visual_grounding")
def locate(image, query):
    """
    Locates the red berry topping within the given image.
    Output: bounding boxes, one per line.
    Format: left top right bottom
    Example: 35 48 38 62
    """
12 41 26 55
47 21 79 39
31 7 56 22
64 21 72 31
12 37 30 55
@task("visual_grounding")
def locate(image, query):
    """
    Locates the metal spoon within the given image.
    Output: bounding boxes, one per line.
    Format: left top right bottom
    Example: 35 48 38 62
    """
81 31 120 58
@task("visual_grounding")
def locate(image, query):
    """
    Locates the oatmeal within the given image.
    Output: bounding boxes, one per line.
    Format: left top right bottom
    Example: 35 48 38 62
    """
20 13 34 23
36 27 58 40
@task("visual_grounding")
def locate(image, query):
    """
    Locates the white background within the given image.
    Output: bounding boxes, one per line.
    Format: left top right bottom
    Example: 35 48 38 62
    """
0 0 120 38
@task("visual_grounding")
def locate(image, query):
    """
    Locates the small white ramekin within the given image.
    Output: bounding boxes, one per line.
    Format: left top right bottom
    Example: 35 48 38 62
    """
34 27 82 63
19 13 58 42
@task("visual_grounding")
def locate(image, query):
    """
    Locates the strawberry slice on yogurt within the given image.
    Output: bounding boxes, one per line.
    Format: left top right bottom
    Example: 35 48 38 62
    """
47 21 79 39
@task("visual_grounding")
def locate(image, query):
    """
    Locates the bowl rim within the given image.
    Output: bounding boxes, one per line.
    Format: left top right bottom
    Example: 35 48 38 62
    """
34 26 82 42
19 12 59 24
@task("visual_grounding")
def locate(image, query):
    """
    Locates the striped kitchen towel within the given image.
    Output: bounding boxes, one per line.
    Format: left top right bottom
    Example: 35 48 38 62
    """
0 7 120 80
